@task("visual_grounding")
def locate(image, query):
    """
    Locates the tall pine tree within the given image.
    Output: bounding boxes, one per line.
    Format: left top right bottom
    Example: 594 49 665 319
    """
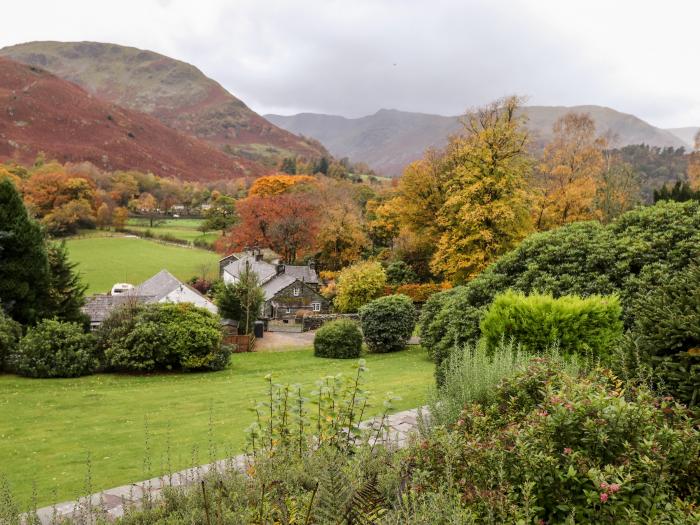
41 241 88 324
0 179 50 324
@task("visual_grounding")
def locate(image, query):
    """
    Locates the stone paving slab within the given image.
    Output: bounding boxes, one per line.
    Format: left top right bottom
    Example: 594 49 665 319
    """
27 408 424 524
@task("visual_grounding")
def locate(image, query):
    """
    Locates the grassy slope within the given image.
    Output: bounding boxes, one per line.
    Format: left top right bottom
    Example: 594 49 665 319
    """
65 237 220 294
0 347 433 507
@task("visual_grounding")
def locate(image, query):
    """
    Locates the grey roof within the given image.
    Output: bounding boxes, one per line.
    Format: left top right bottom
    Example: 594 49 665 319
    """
284 265 319 284
134 269 185 300
82 294 146 323
261 274 297 300
219 249 280 264
222 256 278 284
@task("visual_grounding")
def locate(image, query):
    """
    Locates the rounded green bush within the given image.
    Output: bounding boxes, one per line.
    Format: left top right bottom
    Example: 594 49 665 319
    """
0 308 21 372
100 303 229 372
313 319 363 359
14 319 97 378
359 294 415 353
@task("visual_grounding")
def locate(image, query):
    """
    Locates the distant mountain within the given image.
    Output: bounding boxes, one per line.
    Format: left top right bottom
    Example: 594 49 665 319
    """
0 57 261 180
267 106 688 176
0 41 328 166
666 127 699 149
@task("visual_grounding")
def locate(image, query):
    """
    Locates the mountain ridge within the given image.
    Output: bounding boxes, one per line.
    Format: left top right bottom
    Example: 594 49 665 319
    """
0 41 328 166
0 57 261 180
267 106 690 176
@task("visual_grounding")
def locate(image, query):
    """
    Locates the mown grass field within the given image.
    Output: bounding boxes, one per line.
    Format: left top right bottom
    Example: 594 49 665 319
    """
125 218 220 244
65 236 220 294
0 347 433 508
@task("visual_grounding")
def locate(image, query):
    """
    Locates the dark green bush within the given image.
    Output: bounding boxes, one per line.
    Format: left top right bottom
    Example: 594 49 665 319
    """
100 303 228 372
313 319 363 358
423 201 700 382
359 294 415 353
14 319 97 378
385 260 418 285
625 263 700 407
0 307 21 372
480 291 623 359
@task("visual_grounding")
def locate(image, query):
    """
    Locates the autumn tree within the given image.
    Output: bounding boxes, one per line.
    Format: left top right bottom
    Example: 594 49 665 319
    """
109 171 139 206
334 261 387 313
129 192 158 227
431 96 534 282
22 165 96 217
534 113 605 229
595 151 641 223
314 183 369 270
218 193 318 263
688 131 700 190
248 174 316 197
96 203 112 229
112 207 129 231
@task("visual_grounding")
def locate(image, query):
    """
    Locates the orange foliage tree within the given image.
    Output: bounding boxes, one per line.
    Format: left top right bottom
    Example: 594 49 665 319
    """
248 174 317 197
217 193 319 263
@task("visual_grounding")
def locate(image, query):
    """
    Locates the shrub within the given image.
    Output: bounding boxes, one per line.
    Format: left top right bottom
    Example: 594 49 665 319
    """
313 319 363 359
480 291 623 359
429 341 581 427
424 201 700 382
414 361 700 523
0 308 21 372
100 303 228 372
334 261 386 313
385 260 417 285
14 319 97 378
359 294 415 353
625 263 700 407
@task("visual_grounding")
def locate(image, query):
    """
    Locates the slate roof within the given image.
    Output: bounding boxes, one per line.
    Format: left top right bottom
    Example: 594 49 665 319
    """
284 265 319 284
82 294 146 323
134 269 186 300
261 274 297 300
222 256 278 284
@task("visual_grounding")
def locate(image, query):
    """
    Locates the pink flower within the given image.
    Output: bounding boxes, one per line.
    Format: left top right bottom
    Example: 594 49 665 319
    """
600 492 609 503
456 419 464 426
609 483 620 493
563 447 573 455
537 410 549 417
564 402 574 411
599 482 608 489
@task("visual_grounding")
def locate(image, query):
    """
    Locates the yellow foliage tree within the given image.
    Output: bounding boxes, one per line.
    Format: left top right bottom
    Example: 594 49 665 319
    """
431 96 533 283
248 174 316 197
534 113 605 229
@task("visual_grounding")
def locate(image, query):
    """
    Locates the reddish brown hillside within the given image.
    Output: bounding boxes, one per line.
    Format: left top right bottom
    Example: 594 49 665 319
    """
0 42 329 165
0 58 267 181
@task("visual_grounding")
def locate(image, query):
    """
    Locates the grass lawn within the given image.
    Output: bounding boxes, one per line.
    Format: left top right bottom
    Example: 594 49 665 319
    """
126 218 220 244
65 237 220 294
0 346 433 508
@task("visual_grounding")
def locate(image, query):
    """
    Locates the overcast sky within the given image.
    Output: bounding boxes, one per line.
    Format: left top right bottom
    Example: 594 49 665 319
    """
1 0 698 127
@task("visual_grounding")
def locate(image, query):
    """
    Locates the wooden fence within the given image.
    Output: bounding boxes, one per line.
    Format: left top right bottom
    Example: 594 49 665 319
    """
224 334 256 352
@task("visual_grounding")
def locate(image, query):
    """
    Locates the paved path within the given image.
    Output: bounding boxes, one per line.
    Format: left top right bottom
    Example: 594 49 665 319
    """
254 330 316 351
28 408 424 524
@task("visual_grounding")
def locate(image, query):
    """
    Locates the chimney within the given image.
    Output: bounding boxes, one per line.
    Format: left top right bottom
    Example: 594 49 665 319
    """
255 252 263 262
276 263 285 275
308 260 316 271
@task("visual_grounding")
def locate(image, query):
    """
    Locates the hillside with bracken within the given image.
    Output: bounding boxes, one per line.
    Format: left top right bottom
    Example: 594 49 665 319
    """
0 57 265 181
0 41 328 166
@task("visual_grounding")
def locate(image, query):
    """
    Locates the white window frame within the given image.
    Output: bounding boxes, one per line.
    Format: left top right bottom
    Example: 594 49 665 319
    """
293 286 301 297
286 307 292 314
312 302 321 312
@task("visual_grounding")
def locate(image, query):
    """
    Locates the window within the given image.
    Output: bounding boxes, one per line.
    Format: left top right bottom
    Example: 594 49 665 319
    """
312 302 321 312
286 307 292 314
293 286 301 297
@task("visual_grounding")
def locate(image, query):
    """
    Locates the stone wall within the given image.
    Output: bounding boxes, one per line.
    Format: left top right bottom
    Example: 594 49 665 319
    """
302 313 360 331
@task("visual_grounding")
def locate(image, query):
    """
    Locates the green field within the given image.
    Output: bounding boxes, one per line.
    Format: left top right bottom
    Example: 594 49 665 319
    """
126 218 220 244
65 236 220 294
0 347 433 508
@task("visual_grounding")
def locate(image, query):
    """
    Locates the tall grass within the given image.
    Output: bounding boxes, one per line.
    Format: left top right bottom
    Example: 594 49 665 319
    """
427 341 583 427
